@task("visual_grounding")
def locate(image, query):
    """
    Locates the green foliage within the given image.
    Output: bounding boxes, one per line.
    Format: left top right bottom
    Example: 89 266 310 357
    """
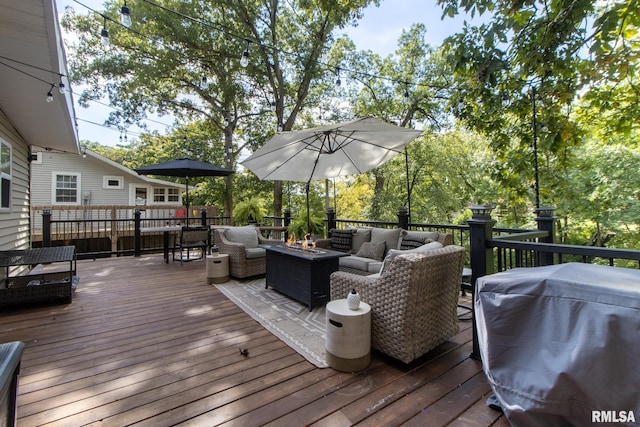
287 209 326 239
232 197 266 225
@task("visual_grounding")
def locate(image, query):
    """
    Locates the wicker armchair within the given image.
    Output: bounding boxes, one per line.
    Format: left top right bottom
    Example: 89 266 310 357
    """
213 227 280 279
330 245 466 363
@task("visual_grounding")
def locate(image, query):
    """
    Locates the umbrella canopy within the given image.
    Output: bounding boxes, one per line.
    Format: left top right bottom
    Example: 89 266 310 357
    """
135 158 234 222
241 117 422 232
241 117 422 183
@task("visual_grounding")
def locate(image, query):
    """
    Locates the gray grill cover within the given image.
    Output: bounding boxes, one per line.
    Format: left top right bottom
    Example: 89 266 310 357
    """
475 263 640 427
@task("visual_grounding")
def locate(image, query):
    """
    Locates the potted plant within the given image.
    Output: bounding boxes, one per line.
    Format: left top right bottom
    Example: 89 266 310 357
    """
232 197 266 225
287 209 325 240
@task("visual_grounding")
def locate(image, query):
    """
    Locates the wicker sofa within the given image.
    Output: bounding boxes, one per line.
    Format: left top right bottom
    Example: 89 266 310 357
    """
316 227 453 275
213 226 281 279
330 245 466 363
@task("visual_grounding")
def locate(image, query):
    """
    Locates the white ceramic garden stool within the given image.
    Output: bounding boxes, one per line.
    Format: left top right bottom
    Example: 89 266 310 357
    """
325 299 371 372
206 253 229 284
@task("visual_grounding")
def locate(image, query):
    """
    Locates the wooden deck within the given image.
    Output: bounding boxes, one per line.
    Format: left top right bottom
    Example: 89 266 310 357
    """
0 255 507 426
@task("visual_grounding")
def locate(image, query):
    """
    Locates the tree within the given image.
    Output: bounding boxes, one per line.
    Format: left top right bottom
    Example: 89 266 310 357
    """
63 0 379 220
436 0 640 233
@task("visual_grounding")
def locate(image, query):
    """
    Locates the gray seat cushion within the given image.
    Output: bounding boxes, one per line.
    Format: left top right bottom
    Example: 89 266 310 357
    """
339 255 373 271
245 247 266 259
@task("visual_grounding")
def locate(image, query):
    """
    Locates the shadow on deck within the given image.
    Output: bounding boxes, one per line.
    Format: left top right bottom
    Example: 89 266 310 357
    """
0 255 506 426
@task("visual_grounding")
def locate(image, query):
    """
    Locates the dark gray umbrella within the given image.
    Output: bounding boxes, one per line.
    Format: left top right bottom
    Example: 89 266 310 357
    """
135 158 233 222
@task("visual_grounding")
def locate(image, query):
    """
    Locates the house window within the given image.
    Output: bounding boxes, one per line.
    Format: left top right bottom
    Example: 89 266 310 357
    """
153 188 181 204
153 188 165 203
103 175 124 189
53 172 81 204
168 188 179 202
0 140 12 209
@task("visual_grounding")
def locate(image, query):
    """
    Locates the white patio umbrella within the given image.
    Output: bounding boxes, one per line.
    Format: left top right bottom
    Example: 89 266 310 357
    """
241 117 423 231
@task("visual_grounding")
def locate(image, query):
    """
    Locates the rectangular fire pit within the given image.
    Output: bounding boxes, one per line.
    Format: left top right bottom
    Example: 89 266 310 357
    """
265 244 348 310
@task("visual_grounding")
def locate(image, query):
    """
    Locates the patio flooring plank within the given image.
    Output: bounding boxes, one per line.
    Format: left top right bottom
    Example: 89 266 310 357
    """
0 254 505 426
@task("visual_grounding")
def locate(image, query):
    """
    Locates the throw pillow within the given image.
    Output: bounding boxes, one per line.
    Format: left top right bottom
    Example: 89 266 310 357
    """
400 236 430 250
330 229 354 252
355 240 386 261
225 226 259 249
346 226 372 253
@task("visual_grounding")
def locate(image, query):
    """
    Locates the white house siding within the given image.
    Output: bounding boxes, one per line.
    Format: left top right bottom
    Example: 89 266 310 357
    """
0 110 31 252
31 151 183 207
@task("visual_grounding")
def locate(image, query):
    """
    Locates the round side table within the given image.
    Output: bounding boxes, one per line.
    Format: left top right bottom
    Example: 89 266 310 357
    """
206 254 229 284
325 299 371 372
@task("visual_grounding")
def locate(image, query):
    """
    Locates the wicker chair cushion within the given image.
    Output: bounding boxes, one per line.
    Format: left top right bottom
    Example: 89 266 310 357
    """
355 240 386 261
245 247 266 259
225 226 259 249
370 228 402 256
380 240 443 274
330 229 354 252
339 255 374 271
346 227 372 253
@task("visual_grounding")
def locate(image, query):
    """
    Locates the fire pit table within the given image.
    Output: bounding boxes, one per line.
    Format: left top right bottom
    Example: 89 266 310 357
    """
265 244 348 310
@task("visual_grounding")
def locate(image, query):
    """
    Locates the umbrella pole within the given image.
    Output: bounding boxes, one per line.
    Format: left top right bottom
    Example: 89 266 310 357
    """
305 182 311 235
405 149 411 220
185 176 189 224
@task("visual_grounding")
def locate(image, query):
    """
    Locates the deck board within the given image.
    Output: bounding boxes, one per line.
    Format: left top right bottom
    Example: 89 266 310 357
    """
0 254 506 426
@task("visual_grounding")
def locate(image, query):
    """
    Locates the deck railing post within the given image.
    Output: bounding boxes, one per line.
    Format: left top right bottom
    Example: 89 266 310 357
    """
284 208 292 242
134 208 141 257
42 208 52 247
397 206 409 230
467 205 496 360
200 207 207 226
535 206 556 266
325 207 336 236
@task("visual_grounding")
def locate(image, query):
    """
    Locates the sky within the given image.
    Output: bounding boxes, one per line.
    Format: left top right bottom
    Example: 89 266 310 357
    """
56 0 479 147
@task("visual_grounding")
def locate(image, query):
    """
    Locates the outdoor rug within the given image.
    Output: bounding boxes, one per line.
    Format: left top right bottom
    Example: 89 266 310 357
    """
215 278 329 368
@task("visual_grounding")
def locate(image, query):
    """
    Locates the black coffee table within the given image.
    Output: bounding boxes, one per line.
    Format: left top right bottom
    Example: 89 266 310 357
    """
265 244 348 310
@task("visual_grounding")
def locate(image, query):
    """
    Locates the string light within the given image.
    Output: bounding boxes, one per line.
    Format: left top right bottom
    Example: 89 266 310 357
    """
240 39 250 67
73 1 435 100
120 1 132 28
58 76 66 94
335 67 341 87
100 16 110 47
46 84 55 103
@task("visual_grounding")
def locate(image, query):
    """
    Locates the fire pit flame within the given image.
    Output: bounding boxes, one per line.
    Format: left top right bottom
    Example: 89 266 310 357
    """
285 232 324 254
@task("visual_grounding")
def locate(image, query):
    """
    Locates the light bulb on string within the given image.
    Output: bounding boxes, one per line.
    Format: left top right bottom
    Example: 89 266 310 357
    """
46 84 54 103
500 88 510 107
120 1 132 28
100 17 109 47
58 79 65 94
456 98 465 115
335 67 341 88
240 40 251 67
